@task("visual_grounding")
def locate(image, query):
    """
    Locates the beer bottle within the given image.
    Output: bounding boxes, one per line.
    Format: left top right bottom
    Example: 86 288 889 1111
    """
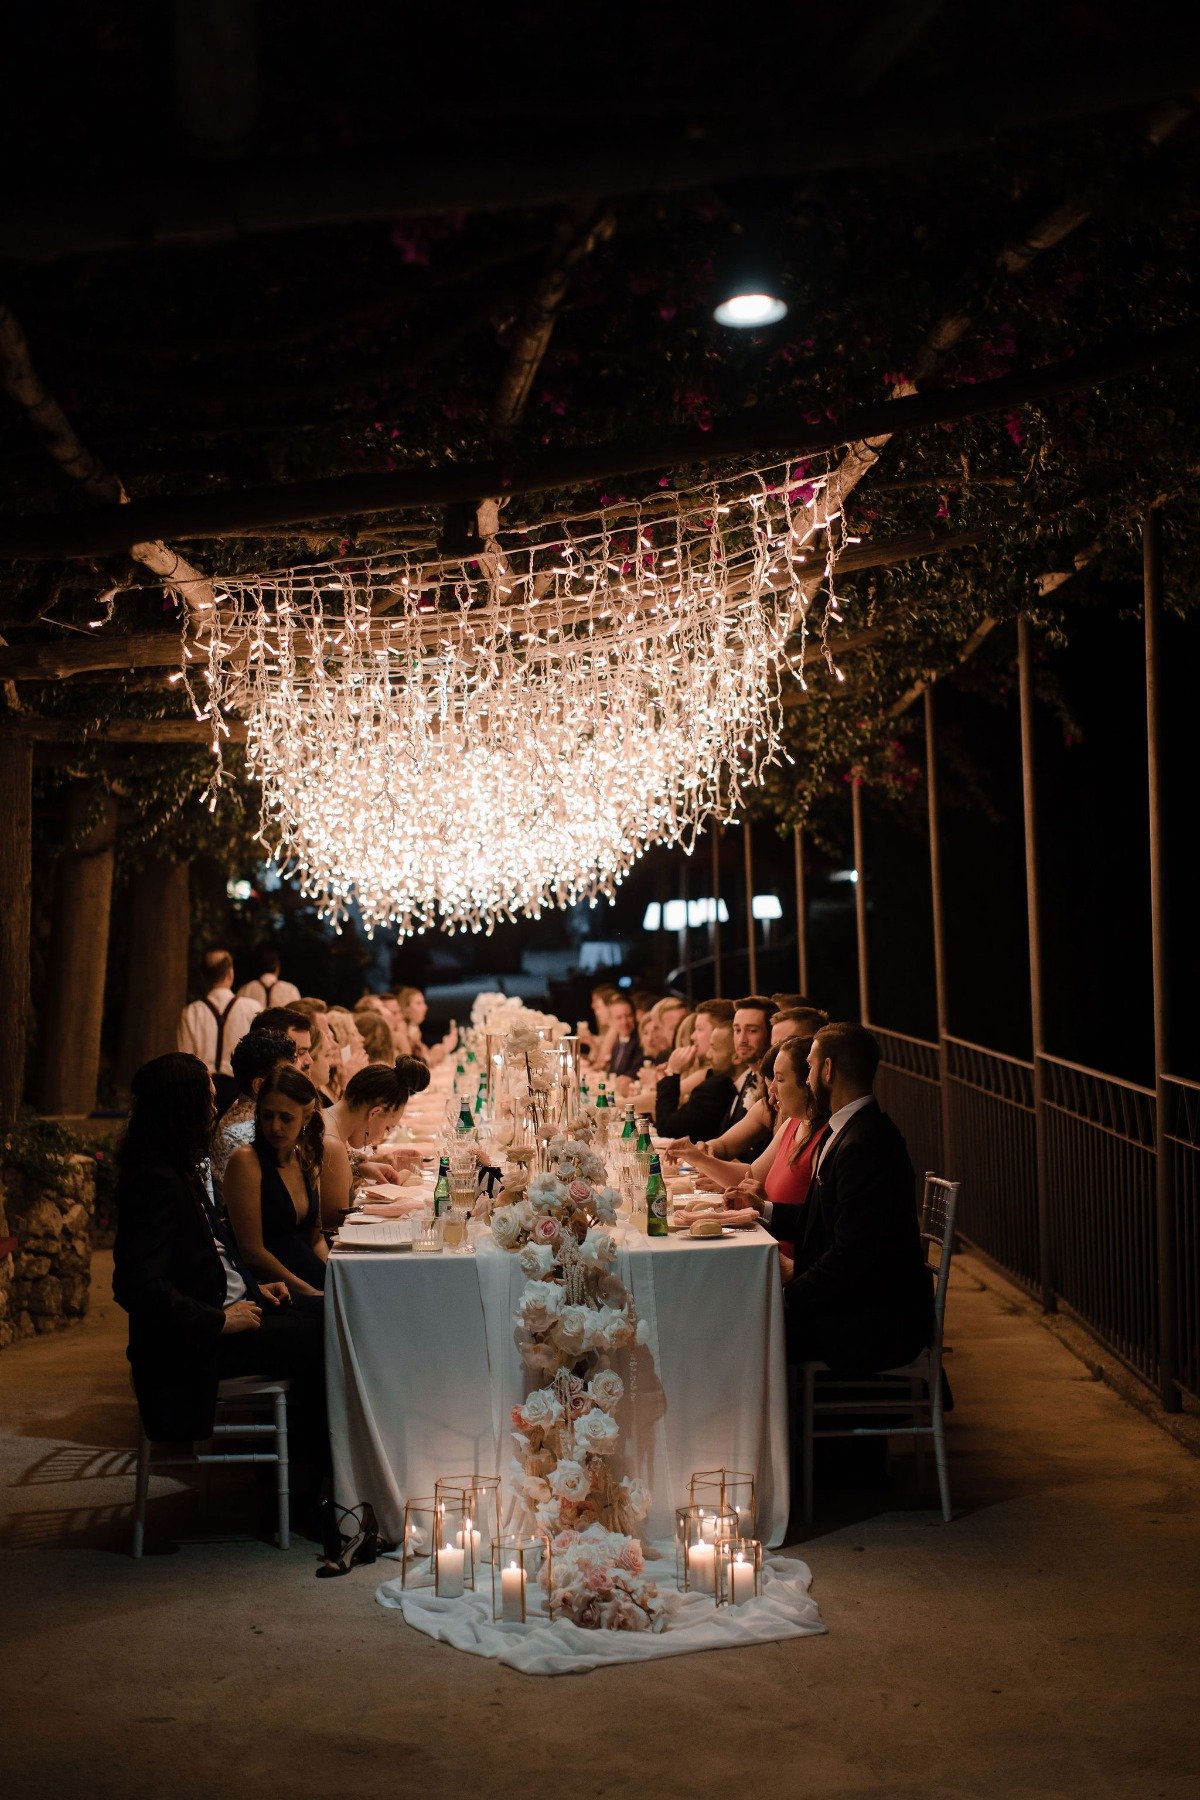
433 1155 451 1217
645 1153 669 1238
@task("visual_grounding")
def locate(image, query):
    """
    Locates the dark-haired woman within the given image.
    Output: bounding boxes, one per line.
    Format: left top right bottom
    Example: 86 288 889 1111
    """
224 1066 351 1298
720 1036 830 1278
322 1055 431 1188
111 1052 328 1472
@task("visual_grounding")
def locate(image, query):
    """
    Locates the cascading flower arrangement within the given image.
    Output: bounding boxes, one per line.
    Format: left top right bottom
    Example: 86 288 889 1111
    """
491 1132 675 1632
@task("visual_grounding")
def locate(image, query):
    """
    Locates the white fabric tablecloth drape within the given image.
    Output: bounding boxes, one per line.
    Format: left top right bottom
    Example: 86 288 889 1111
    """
326 1226 791 1547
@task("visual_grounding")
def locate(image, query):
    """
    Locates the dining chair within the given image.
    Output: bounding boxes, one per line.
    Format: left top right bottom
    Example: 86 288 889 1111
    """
798 1172 960 1525
131 1376 292 1557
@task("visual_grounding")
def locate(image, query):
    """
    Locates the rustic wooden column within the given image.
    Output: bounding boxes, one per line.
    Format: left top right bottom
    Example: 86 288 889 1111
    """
793 825 809 995
1143 510 1179 1410
0 732 33 1128
741 820 757 992
117 858 191 1092
851 777 870 1024
924 685 954 1179
1018 617 1055 1314
35 780 118 1116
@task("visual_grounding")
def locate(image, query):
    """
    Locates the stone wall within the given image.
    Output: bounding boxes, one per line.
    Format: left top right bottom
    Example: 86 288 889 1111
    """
0 1153 96 1349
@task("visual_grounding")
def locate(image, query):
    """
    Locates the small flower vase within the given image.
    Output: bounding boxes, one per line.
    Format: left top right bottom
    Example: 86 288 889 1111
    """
488 1535 549 1625
674 1502 736 1595
715 1537 763 1608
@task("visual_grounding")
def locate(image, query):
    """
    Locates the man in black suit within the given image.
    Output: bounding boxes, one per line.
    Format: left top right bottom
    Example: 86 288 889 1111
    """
735 1022 932 1374
710 995 776 1153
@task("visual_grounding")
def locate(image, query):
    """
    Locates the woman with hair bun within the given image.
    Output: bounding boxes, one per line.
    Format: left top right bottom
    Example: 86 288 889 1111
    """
322 1055 431 1187
224 1065 351 1298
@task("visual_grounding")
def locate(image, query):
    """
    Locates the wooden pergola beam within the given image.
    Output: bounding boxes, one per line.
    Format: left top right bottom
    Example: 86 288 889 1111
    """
17 715 245 745
3 324 1193 561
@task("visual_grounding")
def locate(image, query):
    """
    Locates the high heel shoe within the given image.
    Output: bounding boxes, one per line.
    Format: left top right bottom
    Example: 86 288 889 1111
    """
315 1500 373 1578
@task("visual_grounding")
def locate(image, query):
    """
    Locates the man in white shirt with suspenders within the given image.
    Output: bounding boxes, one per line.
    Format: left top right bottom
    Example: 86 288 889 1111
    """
237 947 301 1010
177 949 261 1114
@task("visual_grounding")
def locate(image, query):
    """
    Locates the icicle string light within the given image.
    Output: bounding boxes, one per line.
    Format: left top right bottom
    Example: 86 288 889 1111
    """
187 456 849 936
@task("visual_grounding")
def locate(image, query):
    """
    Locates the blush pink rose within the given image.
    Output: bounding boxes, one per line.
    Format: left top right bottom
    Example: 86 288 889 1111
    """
532 1215 561 1245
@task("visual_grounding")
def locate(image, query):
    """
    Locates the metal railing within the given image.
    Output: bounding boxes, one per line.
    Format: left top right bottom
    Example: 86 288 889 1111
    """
868 1026 1200 1403
1165 1074 1200 1400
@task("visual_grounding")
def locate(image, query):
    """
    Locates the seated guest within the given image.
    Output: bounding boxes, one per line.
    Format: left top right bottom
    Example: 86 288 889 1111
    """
237 946 301 1010
322 1008 369 1098
714 1036 829 1277
670 1042 782 1178
210 1029 296 1189
733 1023 933 1374
112 1052 328 1474
711 995 777 1153
397 986 457 1067
290 1002 335 1102
655 1023 737 1141
353 1000 396 1065
323 1056 431 1188
640 996 688 1068
224 1067 351 1299
771 1005 829 1047
597 994 643 1083
177 948 262 1116
254 1005 315 1077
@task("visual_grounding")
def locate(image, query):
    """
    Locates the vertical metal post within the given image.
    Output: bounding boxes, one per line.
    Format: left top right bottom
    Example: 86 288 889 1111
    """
679 846 692 1003
793 825 809 995
742 819 758 992
924 685 954 1180
1018 616 1055 1314
1144 509 1179 1409
710 826 723 997
850 778 870 1024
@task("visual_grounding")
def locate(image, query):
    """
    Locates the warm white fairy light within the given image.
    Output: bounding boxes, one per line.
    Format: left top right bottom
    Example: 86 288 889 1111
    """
188 458 848 936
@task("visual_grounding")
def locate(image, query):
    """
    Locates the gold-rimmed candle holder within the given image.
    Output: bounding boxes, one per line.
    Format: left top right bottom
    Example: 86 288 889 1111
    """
434 1473 501 1577
488 1535 549 1624
715 1536 763 1608
400 1493 471 1595
689 1467 757 1538
674 1502 736 1595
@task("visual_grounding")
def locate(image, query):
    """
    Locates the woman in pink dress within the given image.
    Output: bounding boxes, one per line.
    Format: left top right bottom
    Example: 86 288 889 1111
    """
723 1036 829 1280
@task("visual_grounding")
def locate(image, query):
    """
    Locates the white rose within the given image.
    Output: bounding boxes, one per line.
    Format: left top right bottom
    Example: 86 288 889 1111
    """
547 1458 591 1503
517 1242 556 1279
635 1317 651 1347
518 1282 564 1334
491 1206 524 1251
589 1369 624 1414
579 1227 616 1268
521 1386 564 1431
620 1476 651 1521
574 1407 620 1456
553 1305 591 1356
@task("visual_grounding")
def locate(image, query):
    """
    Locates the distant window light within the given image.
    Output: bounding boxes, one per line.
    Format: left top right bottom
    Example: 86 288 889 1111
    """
751 894 784 920
642 902 662 931
617 976 633 988
687 897 730 927
662 899 688 932
829 869 859 884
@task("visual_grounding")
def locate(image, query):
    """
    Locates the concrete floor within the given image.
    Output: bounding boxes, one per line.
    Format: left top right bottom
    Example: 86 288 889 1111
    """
1 1253 1198 1800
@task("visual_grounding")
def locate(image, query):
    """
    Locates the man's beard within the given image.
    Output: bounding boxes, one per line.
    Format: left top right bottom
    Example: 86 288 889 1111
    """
807 1075 831 1115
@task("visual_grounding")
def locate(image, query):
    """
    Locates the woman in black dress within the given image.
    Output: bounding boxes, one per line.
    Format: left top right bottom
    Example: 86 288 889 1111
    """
224 1065 351 1298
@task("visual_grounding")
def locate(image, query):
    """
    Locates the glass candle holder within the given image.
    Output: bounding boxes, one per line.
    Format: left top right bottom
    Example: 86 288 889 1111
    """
488 1535 549 1625
401 1495 471 1594
715 1537 763 1608
674 1503 737 1595
689 1468 757 1539
434 1473 502 1574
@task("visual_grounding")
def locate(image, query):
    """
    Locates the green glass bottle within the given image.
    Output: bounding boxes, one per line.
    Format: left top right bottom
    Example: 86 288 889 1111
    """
433 1155 451 1217
457 1093 475 1133
645 1153 668 1237
620 1104 636 1142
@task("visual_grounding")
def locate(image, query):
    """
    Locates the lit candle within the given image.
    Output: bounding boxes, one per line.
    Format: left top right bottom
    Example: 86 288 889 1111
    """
501 1557 526 1622
689 1540 716 1594
436 1542 465 1598
699 1509 716 1543
456 1515 482 1564
730 1551 754 1606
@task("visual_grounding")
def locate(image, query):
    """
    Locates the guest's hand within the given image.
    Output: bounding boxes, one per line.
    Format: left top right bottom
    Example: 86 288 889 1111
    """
665 1043 696 1077
779 1254 795 1284
723 1179 766 1217
360 1158 400 1184
222 1300 262 1333
664 1137 693 1163
259 1282 291 1309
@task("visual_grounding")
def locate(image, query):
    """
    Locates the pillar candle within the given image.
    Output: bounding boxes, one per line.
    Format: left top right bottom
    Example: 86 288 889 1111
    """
456 1517 482 1561
501 1558 526 1622
730 1552 754 1606
689 1540 715 1594
436 1542 465 1598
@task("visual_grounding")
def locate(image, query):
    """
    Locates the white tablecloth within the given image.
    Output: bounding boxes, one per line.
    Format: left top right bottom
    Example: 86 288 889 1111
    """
326 1225 791 1547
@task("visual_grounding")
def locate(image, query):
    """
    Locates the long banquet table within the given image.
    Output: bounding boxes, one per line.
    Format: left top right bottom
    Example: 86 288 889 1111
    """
325 1223 791 1547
